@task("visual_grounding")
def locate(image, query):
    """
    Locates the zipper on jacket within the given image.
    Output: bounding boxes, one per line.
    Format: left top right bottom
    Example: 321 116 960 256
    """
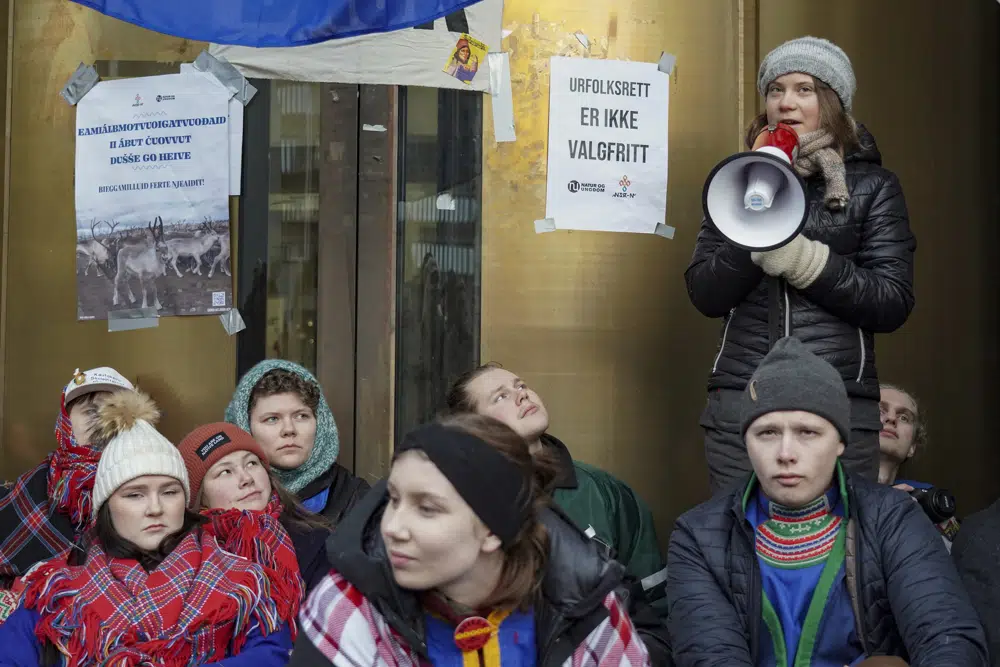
850 521 870 656
734 512 762 663
845 483 870 656
750 557 761 664
747 554 764 665
712 308 734 372
767 279 782 349
783 280 791 337
855 328 865 383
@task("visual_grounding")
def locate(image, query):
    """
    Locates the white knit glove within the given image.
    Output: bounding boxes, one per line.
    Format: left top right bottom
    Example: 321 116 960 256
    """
751 235 830 289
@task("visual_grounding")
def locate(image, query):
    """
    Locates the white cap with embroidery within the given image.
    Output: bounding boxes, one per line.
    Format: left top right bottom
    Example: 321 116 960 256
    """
63 367 134 406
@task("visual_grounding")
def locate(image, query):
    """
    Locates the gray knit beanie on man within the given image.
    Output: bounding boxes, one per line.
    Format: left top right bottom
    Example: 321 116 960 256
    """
740 336 850 444
757 36 856 111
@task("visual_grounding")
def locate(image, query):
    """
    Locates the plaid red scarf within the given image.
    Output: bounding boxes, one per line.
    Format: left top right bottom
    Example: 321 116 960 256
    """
47 395 101 531
22 529 279 666
0 396 97 587
202 492 303 637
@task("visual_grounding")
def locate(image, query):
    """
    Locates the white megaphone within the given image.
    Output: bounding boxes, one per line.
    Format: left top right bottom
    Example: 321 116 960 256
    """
702 123 808 251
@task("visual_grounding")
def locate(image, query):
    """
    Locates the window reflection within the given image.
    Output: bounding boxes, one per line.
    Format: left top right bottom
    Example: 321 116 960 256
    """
395 86 483 438
265 82 321 372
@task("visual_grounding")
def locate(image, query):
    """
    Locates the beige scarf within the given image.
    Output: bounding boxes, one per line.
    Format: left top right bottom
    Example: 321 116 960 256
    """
794 130 849 210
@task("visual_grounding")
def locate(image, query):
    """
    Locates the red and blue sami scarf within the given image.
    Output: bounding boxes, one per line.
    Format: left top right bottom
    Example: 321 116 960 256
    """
48 395 101 529
202 491 304 638
22 529 279 666
0 394 99 589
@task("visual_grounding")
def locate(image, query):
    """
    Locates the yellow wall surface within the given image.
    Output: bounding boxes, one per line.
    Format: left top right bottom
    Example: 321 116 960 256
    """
1 0 234 477
483 0 1000 542
482 1 752 538
759 0 1000 511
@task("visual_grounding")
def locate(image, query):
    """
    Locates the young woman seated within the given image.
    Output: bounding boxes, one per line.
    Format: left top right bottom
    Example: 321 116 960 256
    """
290 414 650 667
178 422 332 631
0 392 292 667
225 360 369 524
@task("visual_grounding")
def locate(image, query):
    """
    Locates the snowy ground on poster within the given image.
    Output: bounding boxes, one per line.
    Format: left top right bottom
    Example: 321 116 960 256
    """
75 217 233 321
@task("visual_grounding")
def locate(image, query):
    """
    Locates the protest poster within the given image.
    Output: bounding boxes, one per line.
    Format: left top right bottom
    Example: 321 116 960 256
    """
209 0 502 93
544 56 670 234
180 62 243 195
74 72 233 321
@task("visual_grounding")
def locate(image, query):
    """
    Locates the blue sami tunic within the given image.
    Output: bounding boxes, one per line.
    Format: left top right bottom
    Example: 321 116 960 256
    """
746 482 864 667
425 609 536 667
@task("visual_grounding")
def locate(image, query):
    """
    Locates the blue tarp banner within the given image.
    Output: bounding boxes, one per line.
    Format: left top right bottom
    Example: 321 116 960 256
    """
69 0 484 47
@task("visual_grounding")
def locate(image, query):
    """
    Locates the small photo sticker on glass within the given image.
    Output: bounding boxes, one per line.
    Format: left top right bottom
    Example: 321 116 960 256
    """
443 34 487 85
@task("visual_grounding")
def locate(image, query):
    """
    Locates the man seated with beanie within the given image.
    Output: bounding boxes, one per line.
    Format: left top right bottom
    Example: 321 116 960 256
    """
666 337 987 667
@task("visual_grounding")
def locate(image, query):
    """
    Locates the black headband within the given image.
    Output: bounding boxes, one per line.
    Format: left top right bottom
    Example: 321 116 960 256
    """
395 423 529 547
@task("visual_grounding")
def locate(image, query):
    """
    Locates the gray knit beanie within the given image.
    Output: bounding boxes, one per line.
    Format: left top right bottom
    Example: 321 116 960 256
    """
757 36 856 111
740 336 850 444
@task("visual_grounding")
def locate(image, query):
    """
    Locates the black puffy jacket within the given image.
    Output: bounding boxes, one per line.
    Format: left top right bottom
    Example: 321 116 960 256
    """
685 126 916 401
666 471 988 666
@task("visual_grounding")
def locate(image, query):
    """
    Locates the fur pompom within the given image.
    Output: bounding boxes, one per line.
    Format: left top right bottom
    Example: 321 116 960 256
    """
91 390 159 444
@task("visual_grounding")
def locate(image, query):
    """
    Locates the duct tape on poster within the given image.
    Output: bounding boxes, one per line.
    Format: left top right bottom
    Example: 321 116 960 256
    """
61 64 100 105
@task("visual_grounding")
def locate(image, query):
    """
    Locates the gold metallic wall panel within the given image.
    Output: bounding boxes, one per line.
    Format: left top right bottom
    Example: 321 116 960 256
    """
1 0 232 478
482 1 749 538
760 0 1000 512
484 0 1000 542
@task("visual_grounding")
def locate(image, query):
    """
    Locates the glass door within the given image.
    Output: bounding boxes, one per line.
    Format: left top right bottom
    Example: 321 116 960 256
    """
238 82 482 481
238 80 368 471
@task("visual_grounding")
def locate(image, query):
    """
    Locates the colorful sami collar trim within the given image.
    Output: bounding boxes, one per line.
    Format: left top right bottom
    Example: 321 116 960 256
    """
740 460 850 517
756 488 842 570
741 461 851 667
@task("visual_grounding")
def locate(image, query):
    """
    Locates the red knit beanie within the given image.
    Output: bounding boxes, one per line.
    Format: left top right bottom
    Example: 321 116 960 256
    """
177 422 269 507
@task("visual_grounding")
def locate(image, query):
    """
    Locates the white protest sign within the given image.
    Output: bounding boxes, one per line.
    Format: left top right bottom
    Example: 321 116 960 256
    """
75 73 234 320
180 62 243 195
544 56 669 234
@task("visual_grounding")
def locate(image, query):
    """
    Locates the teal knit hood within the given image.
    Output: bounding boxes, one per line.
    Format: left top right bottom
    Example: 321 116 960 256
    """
225 359 340 495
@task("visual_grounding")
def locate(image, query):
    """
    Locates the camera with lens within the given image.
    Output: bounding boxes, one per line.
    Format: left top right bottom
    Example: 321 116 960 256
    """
909 487 956 524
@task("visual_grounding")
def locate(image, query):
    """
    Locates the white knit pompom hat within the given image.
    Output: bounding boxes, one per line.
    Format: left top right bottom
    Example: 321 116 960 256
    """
91 391 190 516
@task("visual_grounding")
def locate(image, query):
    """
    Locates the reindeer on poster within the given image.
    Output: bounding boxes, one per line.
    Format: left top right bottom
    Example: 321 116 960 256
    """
208 225 231 278
165 218 221 277
112 216 170 310
76 219 120 277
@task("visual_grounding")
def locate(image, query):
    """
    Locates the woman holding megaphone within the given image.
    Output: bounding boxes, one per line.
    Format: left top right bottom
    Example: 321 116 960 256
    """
687 36 916 493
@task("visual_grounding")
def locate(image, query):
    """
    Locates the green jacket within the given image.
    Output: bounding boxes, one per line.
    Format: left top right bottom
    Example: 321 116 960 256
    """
544 434 667 611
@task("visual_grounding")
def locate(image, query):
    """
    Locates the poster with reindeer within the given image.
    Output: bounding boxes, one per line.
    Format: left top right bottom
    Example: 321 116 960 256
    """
74 72 233 320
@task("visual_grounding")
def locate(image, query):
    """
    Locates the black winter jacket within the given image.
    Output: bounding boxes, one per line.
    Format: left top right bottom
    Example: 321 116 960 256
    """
286 523 331 592
685 126 916 401
666 471 987 667
953 498 1000 667
292 480 671 666
299 461 371 525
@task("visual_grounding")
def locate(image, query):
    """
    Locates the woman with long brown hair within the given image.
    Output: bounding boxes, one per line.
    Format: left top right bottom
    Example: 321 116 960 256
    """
686 36 916 493
290 414 650 666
